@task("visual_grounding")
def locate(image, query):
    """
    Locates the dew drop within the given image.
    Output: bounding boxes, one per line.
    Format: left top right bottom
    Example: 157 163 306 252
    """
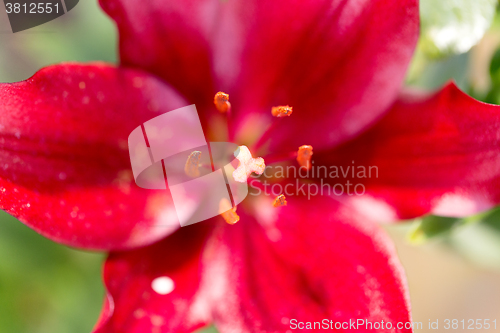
151 276 175 295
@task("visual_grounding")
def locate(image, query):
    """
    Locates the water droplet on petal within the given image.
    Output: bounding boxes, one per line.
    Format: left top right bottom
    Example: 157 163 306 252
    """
151 276 175 295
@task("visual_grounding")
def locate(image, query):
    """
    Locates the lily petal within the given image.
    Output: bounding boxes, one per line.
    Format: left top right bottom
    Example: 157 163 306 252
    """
99 0 218 110
99 0 419 151
210 196 412 332
94 224 213 333
316 82 500 221
95 197 413 332
0 63 188 250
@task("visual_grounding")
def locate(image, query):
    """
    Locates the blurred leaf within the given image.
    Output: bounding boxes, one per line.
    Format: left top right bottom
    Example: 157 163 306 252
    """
443 207 500 269
405 1 496 89
408 215 463 244
474 206 500 231
197 326 220 333
450 222 500 270
489 47 500 75
0 212 104 333
482 46 500 103
419 0 497 58
406 51 469 89
407 207 497 244
406 207 500 270
0 0 117 82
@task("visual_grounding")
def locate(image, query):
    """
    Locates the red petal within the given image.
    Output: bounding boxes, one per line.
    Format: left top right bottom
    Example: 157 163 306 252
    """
316 82 500 221
94 197 412 332
94 224 213 333
99 0 218 109
99 0 419 151
210 196 412 332
0 63 188 250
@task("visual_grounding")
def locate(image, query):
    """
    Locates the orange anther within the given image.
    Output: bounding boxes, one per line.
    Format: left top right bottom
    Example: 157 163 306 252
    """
271 105 293 118
273 194 287 207
184 151 202 178
297 145 313 170
219 198 240 225
214 91 231 113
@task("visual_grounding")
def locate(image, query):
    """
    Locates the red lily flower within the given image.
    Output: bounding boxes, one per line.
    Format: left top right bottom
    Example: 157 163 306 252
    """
2 0 500 332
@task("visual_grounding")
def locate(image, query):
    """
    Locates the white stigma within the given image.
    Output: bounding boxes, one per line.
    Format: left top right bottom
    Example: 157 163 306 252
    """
232 145 266 183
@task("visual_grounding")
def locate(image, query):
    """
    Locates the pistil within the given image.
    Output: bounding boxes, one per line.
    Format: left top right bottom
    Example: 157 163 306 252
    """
233 145 266 183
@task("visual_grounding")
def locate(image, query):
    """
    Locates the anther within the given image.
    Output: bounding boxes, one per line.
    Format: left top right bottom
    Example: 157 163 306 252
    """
214 91 231 113
273 194 287 207
297 145 313 170
233 145 266 183
271 105 293 118
184 151 202 178
219 198 240 225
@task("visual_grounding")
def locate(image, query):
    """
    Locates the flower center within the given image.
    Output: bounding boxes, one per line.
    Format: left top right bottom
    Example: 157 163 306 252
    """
212 92 313 224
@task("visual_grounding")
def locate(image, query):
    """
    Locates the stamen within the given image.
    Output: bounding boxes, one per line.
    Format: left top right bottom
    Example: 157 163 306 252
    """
297 145 313 170
271 105 293 118
252 104 294 150
214 91 231 113
233 145 266 183
219 198 239 225
184 151 202 178
273 194 287 207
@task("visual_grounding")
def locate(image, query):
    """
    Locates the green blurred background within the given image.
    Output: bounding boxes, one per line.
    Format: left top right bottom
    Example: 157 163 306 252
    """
0 0 500 332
